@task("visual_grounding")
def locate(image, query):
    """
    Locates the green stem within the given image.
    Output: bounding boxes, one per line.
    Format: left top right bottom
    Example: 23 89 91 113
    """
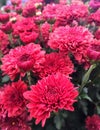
39 24 44 42
0 50 2 56
79 64 96 93
27 71 32 86
8 33 14 48
50 24 53 32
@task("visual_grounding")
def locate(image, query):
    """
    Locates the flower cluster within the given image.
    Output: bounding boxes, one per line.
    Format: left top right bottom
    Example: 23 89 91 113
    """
0 80 30 130
86 115 100 130
0 0 100 129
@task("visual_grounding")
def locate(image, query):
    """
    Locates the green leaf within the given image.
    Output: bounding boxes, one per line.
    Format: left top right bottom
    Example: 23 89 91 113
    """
81 93 93 102
79 100 88 115
96 105 100 114
80 64 96 92
2 75 10 83
61 111 68 118
54 113 65 130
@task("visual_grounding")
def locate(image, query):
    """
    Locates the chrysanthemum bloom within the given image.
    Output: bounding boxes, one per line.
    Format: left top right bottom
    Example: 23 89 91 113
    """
48 26 93 65
37 52 74 78
40 22 51 44
71 0 84 4
85 114 100 130
0 111 31 130
54 5 72 27
22 7 35 18
69 3 89 20
1 80 28 117
57 3 88 22
1 43 45 80
22 5 36 17
0 22 13 34
88 10 100 26
20 31 38 44
13 18 38 43
23 73 78 127
4 5 11 13
0 13 9 24
11 0 21 5
89 0 100 9
0 30 9 55
94 28 100 40
15 5 23 14
59 0 83 5
59 0 67 4
87 40 100 61
53 3 88 27
26 0 43 6
42 4 59 21
0 88 7 121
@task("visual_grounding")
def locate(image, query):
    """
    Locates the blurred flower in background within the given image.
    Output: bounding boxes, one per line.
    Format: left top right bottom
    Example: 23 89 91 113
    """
6 0 28 5
89 0 100 9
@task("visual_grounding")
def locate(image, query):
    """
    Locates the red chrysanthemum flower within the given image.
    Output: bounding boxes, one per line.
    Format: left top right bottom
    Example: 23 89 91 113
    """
0 22 13 34
59 0 82 4
57 3 88 24
13 18 38 43
1 80 28 117
0 111 31 130
95 28 100 40
89 0 100 9
88 10 100 26
42 4 59 21
0 13 9 23
0 30 9 55
0 88 7 122
26 0 43 6
11 0 21 5
23 73 78 127
22 4 36 17
87 40 100 61
40 22 51 44
20 31 38 44
37 52 74 78
54 4 72 27
71 0 84 4
70 3 89 20
48 26 93 65
85 114 100 130
1 43 45 80
43 3 88 27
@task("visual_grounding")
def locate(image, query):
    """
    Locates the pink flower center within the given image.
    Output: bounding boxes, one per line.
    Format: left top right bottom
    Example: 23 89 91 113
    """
19 54 30 62
18 53 34 71
47 88 57 95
